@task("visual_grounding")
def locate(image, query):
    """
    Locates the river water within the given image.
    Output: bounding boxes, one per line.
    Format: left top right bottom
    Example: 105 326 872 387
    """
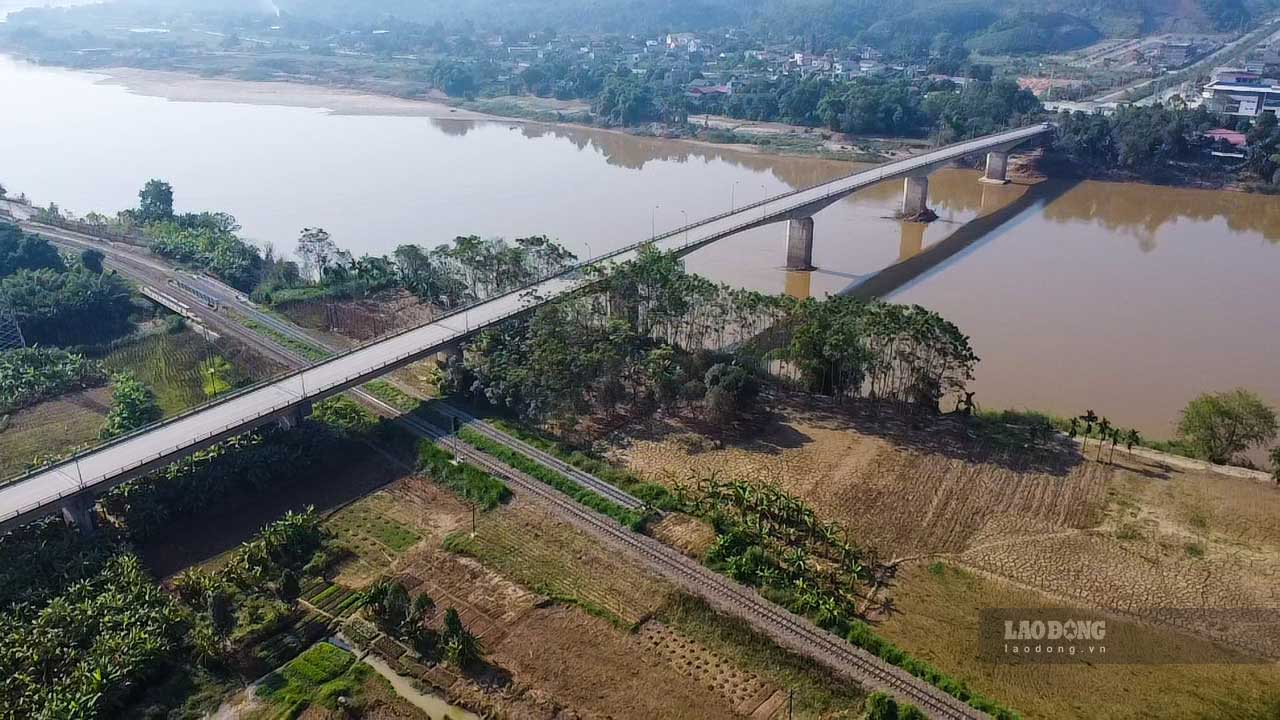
1 55 1277 440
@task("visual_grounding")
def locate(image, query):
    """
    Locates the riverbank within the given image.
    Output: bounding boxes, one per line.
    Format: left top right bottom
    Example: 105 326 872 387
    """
86 63 1272 192
83 63 897 163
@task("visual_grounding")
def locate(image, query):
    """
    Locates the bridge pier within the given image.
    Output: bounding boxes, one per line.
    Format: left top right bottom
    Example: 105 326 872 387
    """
901 176 935 222
277 399 313 431
981 151 1010 185
784 217 815 271
434 342 463 367
61 495 96 535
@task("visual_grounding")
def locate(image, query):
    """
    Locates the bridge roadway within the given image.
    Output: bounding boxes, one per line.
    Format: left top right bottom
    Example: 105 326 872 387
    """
0 123 1053 531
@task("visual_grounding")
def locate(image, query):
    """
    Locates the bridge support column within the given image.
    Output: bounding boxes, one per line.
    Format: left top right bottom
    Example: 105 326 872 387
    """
901 176 934 222
61 495 96 535
981 151 1010 185
784 217 815 271
434 342 463 367
277 399 313 431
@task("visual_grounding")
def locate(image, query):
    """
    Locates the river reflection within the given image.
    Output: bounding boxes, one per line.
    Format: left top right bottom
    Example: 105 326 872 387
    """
0 55 1277 439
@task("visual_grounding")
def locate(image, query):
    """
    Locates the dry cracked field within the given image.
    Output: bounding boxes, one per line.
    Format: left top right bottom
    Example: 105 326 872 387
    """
610 396 1280 718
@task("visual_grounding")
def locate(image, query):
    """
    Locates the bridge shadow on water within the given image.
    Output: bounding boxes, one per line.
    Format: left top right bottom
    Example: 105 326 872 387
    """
840 177 1083 300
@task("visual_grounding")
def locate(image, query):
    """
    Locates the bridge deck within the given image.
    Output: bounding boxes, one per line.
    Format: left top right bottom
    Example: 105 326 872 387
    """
0 123 1052 529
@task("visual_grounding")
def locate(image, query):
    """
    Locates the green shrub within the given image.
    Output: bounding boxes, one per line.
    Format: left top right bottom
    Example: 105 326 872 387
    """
311 396 377 436
489 419 676 510
417 441 511 509
100 370 160 439
459 428 649 530
0 347 106 413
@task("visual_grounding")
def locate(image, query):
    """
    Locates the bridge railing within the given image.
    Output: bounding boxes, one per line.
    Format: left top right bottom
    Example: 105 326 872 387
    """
2 124 1055 518
0 277 574 523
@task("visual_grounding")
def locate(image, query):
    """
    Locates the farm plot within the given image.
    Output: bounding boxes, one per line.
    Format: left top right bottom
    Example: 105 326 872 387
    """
960 459 1280 659
443 500 673 628
327 495 422 558
103 329 249 415
300 578 365 619
251 608 334 674
0 386 111 479
489 606 742 720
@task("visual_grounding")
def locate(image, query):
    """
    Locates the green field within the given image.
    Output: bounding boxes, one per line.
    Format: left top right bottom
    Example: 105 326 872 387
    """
103 329 246 416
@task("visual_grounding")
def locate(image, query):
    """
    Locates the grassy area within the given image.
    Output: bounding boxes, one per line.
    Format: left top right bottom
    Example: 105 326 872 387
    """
232 312 331 363
417 441 511 509
657 593 867 718
255 642 369 718
103 329 244 416
363 379 422 413
459 427 649 530
0 387 110 479
455 97 594 124
486 417 675 509
974 408 1201 461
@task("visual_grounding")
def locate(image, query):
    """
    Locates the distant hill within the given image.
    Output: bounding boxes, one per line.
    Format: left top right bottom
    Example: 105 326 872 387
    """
965 12 1102 55
24 0 1280 51
265 0 1276 39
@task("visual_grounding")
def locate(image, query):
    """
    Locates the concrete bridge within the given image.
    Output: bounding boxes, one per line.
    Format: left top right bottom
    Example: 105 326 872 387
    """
0 123 1053 533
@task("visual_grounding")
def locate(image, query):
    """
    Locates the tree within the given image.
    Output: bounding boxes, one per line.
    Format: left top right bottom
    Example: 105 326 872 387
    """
441 607 480 668
0 267 134 346
1176 389 1278 465
80 248 105 274
1271 446 1280 484
277 568 300 600
1080 410 1098 452
137 179 175 224
0 224 65 277
297 227 339 281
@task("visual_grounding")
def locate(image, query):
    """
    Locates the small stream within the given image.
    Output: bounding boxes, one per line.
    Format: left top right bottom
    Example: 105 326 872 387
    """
333 635 480 720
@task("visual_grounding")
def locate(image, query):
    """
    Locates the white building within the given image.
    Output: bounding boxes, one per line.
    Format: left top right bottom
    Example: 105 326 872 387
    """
1202 69 1280 117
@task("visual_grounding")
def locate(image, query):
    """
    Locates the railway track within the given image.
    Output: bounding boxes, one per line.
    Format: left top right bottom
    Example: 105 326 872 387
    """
20 218 984 718
383 405 985 720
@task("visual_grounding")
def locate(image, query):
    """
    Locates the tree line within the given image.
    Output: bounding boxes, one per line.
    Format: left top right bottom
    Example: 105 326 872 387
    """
0 224 134 347
445 248 978 435
1051 105 1280 188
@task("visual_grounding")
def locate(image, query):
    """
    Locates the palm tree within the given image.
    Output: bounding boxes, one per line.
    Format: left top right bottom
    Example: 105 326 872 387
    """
1125 428 1141 455
1096 417 1113 462
1080 410 1098 453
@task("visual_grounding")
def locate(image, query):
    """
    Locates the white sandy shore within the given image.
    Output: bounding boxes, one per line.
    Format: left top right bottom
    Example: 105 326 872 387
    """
93 67 503 120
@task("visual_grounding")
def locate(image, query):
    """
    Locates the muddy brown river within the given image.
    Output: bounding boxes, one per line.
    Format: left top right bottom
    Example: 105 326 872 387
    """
1 55 1277 440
